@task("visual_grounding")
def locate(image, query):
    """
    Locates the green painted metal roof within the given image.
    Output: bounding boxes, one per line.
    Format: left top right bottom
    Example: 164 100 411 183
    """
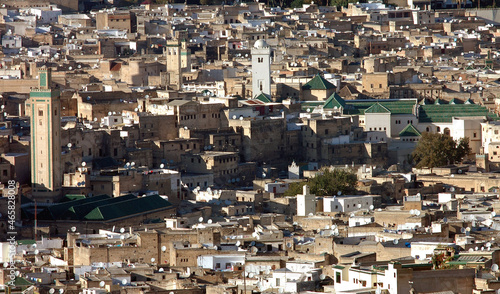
323 92 346 109
418 104 498 123
84 195 173 221
365 103 391 113
302 74 336 90
17 240 36 245
399 124 421 137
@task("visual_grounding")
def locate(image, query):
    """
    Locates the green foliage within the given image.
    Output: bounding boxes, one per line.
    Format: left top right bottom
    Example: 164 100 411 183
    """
290 0 305 8
431 252 454 270
412 132 471 168
283 168 358 196
329 0 357 8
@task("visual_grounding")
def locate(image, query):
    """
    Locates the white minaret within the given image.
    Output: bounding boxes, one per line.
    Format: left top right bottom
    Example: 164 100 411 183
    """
297 185 316 216
251 39 271 98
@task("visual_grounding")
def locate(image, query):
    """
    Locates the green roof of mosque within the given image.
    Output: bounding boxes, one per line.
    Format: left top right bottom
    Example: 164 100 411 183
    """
434 98 445 105
365 103 391 113
449 98 460 104
302 74 336 90
418 104 498 123
84 195 173 221
399 124 421 137
61 194 137 220
323 92 346 109
62 194 87 202
39 194 111 220
254 93 272 103
344 99 417 115
465 98 474 104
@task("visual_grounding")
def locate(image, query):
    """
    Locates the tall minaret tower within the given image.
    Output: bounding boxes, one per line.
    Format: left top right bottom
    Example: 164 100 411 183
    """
28 67 62 203
165 39 182 90
251 39 271 98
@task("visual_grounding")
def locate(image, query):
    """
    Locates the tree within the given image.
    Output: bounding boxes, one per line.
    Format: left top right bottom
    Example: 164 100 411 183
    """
412 132 471 168
290 0 305 8
283 168 358 196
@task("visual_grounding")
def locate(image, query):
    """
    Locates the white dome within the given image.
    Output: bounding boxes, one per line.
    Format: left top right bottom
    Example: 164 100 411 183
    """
253 39 269 49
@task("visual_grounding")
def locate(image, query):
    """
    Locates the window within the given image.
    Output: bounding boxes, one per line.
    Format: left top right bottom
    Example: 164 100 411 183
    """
216 263 221 269
336 272 341 283
276 279 280 286
38 109 43 116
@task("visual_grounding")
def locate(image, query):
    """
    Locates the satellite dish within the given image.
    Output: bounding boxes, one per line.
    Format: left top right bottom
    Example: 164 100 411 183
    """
59 289 64 294
151 258 156 263
120 235 125 240
161 246 167 252
232 115 237 119
208 219 213 224
198 217 204 222
393 239 399 245
81 162 86 167
99 281 105 287
279 288 284 293
492 212 496 217
159 268 164 273
248 273 255 278
493 264 499 272
357 204 362 208
49 289 55 294
469 248 474 253
466 227 471 232
461 227 466 233
350 213 355 218
325 225 330 230
236 241 241 247
160 164 165 169
239 117 244 121
337 191 342 196
287 243 292 248
251 247 258 254
415 210 421 216
67 143 72 148
120 228 125 233
122 279 127 285
34 249 39 255
443 217 447 223
71 227 77 232
320 274 326 280
487 242 492 248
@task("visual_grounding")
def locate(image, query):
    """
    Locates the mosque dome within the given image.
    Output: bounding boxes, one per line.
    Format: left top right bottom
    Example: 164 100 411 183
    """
253 39 269 49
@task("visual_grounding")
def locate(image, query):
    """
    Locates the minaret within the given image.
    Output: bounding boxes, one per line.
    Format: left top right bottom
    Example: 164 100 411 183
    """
251 39 271 98
28 67 62 203
165 39 182 90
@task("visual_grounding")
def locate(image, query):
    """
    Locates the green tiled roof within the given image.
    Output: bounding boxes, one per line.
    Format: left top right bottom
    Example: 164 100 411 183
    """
62 194 86 202
434 98 445 105
39 194 111 220
399 124 421 137
61 194 137 220
302 74 336 90
323 92 346 109
418 104 498 123
365 103 391 113
449 98 460 104
84 195 173 221
254 93 271 103
344 100 417 115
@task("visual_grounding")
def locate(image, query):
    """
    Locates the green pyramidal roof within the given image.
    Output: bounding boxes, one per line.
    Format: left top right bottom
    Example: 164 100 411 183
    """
365 103 391 113
323 92 346 109
254 93 271 103
399 124 421 137
302 74 336 90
